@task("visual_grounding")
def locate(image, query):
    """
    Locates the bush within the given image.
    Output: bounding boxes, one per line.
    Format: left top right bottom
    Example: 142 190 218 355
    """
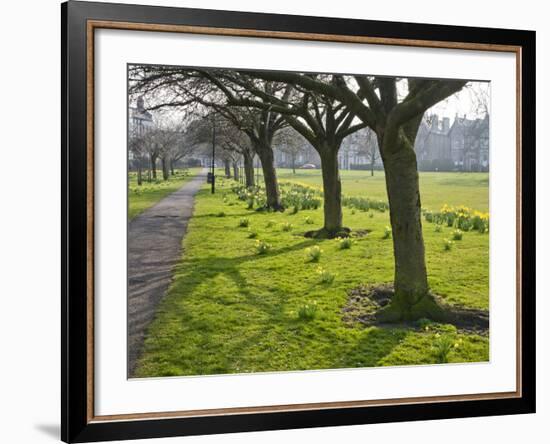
337 237 354 250
297 302 318 321
255 240 272 255
316 266 335 284
305 245 323 262
238 218 250 227
452 229 463 240
383 226 392 239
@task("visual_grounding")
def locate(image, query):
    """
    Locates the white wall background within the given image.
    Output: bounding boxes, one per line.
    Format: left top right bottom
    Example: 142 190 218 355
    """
0 1 546 443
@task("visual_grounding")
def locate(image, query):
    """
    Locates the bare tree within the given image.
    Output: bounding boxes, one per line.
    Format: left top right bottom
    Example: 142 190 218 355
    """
342 127 379 176
130 64 468 321
129 131 148 185
146 122 184 180
204 71 366 236
273 127 309 174
129 67 286 209
244 71 466 321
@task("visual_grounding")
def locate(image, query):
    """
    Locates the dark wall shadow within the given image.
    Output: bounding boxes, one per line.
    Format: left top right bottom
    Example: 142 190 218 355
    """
34 424 59 440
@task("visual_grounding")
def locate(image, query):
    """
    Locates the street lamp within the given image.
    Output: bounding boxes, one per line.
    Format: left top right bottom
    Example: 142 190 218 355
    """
211 113 216 194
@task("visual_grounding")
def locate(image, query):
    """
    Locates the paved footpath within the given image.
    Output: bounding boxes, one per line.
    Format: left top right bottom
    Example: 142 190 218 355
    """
128 170 207 376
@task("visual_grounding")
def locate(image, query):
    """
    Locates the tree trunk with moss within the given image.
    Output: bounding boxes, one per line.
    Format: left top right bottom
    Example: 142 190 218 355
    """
319 147 344 236
232 161 239 181
376 135 443 322
243 151 255 188
256 143 283 210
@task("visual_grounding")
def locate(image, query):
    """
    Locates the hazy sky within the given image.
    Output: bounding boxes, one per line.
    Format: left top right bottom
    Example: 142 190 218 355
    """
141 76 490 127
428 81 490 122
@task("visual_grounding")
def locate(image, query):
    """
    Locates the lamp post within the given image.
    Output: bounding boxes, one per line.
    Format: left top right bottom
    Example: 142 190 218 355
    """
211 113 216 194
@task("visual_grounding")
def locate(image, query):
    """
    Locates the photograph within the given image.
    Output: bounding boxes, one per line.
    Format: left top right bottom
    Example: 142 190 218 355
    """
127 65 491 378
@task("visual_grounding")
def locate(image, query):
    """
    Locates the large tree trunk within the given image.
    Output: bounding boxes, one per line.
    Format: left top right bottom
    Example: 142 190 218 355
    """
319 147 344 236
161 156 169 181
243 152 255 188
224 159 231 178
170 159 175 176
232 161 239 181
377 137 442 322
256 143 283 210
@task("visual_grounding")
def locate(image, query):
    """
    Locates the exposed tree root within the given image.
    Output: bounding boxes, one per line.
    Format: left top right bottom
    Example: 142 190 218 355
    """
304 227 351 239
343 284 489 334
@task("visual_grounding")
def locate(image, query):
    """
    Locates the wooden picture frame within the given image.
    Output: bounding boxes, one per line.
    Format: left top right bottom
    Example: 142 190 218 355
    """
62 1 536 442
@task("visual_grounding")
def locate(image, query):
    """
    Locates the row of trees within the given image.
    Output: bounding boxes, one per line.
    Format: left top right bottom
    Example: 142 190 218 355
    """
129 121 191 184
129 66 466 322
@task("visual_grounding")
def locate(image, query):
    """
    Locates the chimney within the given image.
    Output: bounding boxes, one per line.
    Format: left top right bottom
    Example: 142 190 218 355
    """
137 96 145 112
442 117 450 132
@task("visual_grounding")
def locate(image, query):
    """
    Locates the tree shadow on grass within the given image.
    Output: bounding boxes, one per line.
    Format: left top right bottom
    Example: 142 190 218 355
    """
134 239 415 377
133 239 320 376
336 328 409 369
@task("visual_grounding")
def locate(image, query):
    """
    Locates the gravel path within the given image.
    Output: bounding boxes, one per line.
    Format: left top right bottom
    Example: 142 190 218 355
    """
127 170 207 377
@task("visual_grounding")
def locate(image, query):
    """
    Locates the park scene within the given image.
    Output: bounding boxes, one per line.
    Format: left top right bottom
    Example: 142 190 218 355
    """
127 65 490 378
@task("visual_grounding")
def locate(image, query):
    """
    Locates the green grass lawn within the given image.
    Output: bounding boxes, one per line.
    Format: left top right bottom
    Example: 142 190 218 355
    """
275 169 489 211
134 171 489 378
128 168 200 220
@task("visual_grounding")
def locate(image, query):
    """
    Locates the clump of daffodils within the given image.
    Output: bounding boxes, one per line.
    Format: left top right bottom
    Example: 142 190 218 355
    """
305 245 323 262
336 237 354 250
255 240 272 255
316 266 335 284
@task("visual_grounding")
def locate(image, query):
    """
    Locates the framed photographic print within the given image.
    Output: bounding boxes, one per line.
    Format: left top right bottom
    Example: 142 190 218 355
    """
61 1 536 442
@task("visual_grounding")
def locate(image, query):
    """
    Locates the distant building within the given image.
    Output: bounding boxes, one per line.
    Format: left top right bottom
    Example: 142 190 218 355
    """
128 96 154 164
129 96 154 138
338 128 382 171
273 143 320 169
415 114 489 172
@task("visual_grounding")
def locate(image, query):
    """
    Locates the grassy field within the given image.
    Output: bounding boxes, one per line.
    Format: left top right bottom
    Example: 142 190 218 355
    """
128 168 200 220
134 170 489 378
276 169 489 211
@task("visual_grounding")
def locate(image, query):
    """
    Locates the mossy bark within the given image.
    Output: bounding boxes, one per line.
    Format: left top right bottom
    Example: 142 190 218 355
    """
243 151 255 188
377 135 443 322
256 143 283 210
319 147 344 235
